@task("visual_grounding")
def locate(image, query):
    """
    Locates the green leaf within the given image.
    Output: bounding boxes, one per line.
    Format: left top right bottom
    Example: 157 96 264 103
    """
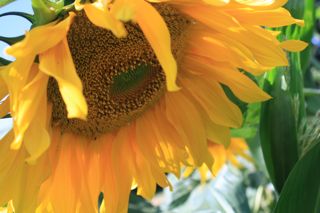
0 0 16 8
287 52 306 125
274 142 320 213
260 68 299 192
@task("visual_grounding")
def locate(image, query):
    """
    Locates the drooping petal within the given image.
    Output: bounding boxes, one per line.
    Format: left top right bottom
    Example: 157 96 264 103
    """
0 58 34 150
112 0 179 91
0 56 34 115
39 38 88 120
12 65 49 153
23 73 50 164
6 13 75 58
0 131 50 213
83 1 127 38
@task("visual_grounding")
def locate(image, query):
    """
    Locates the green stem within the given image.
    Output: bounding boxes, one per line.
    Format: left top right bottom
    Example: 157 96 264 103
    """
0 12 34 22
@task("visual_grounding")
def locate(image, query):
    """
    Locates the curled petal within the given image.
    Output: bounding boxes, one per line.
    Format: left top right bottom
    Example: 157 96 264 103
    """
112 0 179 91
6 13 75 58
11 65 49 152
84 2 127 38
40 38 88 120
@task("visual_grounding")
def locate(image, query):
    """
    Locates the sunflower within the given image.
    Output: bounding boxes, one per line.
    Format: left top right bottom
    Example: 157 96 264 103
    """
0 0 307 212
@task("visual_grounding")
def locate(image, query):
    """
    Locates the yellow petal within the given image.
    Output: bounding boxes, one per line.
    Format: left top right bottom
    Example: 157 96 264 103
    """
112 0 179 91
20 73 50 164
181 77 243 128
165 92 213 166
9 65 47 150
228 7 304 27
186 57 271 103
39 38 88 120
234 0 287 9
204 0 230 6
83 2 127 38
280 40 308 52
0 56 34 115
208 143 227 175
0 130 50 213
0 77 8 99
0 58 34 149
205 120 231 146
6 13 75 58
181 6 289 68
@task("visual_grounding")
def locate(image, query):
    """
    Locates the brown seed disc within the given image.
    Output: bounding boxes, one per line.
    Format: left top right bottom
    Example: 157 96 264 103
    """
47 4 191 138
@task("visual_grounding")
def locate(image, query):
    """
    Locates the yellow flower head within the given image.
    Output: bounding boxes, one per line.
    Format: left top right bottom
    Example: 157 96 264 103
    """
0 0 307 212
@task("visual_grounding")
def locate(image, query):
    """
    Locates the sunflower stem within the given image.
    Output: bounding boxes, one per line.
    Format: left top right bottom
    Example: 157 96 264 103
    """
0 35 25 45
0 11 34 23
0 57 11 66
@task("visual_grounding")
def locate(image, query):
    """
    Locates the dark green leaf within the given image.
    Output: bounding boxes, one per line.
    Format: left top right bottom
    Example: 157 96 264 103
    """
274 142 320 213
260 68 299 192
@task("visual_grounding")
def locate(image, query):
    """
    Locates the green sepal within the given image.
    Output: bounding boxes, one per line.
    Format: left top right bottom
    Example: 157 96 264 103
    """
0 11 34 23
274 142 320 213
32 0 64 26
0 0 16 8
0 35 24 45
259 68 299 193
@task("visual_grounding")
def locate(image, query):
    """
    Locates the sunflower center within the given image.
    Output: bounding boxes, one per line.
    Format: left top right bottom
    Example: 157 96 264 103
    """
47 4 190 138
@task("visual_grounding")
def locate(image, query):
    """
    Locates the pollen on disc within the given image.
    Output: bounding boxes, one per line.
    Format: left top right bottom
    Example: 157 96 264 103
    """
47 4 191 139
